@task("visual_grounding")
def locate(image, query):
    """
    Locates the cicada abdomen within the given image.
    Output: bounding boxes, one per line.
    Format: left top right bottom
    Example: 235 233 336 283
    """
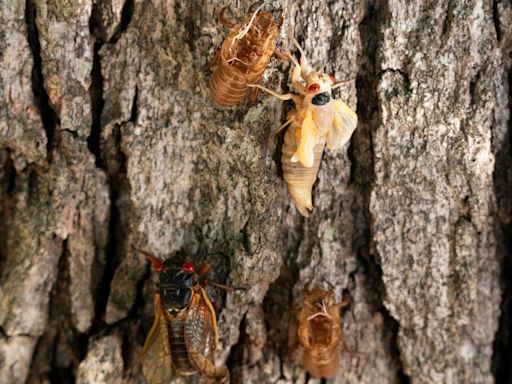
282 116 326 217
209 6 286 107
296 287 343 378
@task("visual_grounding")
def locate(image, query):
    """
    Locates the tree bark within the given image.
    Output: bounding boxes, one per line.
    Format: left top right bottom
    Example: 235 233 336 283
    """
0 1 511 384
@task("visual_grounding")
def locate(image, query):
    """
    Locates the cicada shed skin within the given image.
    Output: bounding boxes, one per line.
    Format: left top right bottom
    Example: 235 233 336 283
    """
296 287 343 378
141 251 229 384
250 39 358 216
209 5 287 106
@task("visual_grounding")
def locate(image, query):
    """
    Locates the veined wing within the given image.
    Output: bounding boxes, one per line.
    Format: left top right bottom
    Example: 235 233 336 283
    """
326 99 358 151
184 291 216 361
184 290 229 382
142 294 173 384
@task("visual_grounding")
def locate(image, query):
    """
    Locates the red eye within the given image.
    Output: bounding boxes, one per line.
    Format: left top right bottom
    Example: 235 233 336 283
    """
182 262 196 273
308 83 321 93
330 75 336 84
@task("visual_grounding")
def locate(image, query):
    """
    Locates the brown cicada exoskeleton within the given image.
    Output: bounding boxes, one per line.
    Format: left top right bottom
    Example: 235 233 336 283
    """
250 39 358 216
293 286 348 378
141 250 229 384
209 3 288 106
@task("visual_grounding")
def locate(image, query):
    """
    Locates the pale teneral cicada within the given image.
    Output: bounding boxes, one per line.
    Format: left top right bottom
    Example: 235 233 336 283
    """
141 250 229 384
250 39 358 216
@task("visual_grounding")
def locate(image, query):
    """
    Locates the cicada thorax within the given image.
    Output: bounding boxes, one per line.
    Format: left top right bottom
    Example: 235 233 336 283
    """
297 287 342 378
158 255 197 313
210 11 279 106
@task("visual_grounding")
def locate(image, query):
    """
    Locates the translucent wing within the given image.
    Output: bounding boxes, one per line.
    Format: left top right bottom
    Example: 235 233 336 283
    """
326 99 358 151
185 290 229 383
291 108 322 168
142 294 173 384
184 292 216 362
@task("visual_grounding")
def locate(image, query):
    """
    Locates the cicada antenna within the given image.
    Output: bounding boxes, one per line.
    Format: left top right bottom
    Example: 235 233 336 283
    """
331 78 355 91
208 281 249 292
291 37 310 78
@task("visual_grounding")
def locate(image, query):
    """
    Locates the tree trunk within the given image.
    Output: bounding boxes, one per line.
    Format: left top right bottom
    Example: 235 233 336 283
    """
0 0 511 383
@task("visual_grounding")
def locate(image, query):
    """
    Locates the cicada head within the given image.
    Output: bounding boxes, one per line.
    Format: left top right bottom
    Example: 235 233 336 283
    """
159 252 198 314
305 71 335 96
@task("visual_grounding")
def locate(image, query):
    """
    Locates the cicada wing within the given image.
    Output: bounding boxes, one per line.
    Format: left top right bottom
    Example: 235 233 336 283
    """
185 291 229 383
184 293 216 360
326 99 358 151
142 295 173 384
291 108 322 168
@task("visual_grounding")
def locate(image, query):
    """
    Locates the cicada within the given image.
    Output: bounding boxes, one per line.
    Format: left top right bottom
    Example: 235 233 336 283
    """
250 39 358 216
294 286 346 378
141 250 229 384
209 3 288 106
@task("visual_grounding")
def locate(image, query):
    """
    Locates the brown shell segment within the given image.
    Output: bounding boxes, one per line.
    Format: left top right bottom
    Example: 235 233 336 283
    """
209 8 283 106
295 287 343 378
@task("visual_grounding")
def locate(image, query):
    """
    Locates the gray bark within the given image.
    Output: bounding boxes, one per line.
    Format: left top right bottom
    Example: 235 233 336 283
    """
0 0 511 384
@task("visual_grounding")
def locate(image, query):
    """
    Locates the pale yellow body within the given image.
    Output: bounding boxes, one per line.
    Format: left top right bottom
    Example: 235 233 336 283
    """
250 39 358 216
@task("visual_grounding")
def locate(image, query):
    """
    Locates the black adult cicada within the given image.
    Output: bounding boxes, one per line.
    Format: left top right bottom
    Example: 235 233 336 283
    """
140 250 229 384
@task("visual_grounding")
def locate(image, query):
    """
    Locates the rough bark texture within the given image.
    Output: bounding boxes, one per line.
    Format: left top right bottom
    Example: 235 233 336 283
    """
0 1 510 384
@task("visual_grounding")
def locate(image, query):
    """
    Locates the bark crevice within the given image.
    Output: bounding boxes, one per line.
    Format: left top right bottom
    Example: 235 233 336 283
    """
356 0 410 382
27 239 88 384
109 0 135 45
491 33 512 383
25 0 58 162
88 5 105 169
492 0 502 42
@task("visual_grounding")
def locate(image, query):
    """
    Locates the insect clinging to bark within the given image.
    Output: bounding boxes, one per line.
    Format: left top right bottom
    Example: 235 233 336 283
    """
294 286 347 378
249 39 358 216
140 250 230 384
209 3 288 107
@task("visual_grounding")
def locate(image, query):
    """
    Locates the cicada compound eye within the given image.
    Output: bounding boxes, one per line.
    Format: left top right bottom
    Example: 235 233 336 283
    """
308 83 321 93
182 261 196 273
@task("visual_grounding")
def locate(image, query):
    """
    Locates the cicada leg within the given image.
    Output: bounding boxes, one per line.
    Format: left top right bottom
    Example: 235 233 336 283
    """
247 84 294 101
291 38 311 78
274 117 294 137
331 79 355 91
274 49 291 61
248 80 262 103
